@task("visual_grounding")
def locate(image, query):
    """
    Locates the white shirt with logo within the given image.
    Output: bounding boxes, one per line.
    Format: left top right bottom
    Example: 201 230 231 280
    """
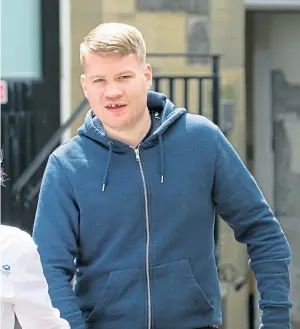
0 225 70 329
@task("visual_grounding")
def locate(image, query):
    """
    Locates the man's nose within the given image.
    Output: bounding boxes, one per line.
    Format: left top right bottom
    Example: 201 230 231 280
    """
104 84 123 98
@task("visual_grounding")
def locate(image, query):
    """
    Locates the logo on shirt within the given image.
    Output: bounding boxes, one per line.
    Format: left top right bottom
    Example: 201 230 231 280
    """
1 264 11 276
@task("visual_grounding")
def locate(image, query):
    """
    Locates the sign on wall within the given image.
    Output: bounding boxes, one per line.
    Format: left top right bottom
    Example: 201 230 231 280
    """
0 81 8 104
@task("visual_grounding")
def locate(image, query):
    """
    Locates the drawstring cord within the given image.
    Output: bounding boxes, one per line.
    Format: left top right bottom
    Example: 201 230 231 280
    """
158 135 164 184
102 141 113 192
101 127 165 191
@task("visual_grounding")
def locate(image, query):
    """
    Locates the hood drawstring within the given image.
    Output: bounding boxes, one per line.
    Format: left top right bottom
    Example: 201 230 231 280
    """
101 136 165 192
158 135 164 184
102 141 113 192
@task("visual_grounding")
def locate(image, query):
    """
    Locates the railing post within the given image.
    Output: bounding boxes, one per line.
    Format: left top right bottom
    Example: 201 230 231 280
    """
212 55 220 127
212 55 221 262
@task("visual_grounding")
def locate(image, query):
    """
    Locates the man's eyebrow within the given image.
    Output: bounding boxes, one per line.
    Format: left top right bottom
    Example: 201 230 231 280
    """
88 70 136 80
118 69 135 75
89 74 105 80
108 70 136 77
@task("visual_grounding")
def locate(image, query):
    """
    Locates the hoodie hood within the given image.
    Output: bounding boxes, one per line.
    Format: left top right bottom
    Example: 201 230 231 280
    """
77 91 186 152
77 91 186 191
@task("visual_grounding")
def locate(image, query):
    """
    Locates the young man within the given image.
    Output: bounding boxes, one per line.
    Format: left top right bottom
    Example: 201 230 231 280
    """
0 157 70 329
33 22 292 329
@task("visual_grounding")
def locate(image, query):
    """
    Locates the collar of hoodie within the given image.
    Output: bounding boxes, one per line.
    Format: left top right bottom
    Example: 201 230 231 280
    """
78 91 186 191
100 116 165 192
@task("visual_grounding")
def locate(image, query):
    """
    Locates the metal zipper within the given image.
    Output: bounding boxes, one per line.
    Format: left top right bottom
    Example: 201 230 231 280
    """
135 146 151 329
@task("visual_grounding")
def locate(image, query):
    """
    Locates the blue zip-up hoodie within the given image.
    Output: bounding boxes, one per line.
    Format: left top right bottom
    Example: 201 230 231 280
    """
33 91 292 329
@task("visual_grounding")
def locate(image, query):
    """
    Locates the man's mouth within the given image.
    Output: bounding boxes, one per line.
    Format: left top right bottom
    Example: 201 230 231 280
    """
105 104 126 109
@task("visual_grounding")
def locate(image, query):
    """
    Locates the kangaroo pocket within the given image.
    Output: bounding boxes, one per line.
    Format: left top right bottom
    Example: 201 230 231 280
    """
86 268 145 329
152 258 214 329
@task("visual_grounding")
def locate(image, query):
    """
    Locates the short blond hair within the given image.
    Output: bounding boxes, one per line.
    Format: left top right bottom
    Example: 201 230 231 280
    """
80 22 146 67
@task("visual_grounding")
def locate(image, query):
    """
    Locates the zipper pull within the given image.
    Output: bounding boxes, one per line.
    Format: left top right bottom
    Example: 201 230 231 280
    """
135 148 140 161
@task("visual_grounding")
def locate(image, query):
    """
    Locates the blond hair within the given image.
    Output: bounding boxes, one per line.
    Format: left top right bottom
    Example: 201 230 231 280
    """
80 22 146 67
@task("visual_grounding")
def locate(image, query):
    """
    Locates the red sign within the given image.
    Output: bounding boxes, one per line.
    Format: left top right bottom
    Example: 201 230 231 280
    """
1 81 8 104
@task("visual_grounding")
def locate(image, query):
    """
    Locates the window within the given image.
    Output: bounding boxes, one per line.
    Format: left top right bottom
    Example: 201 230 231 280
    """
1 0 42 80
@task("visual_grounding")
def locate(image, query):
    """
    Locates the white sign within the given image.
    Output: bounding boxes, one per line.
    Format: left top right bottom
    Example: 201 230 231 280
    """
0 81 8 104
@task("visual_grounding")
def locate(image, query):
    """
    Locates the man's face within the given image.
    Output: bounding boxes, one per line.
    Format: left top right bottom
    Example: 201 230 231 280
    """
81 52 152 131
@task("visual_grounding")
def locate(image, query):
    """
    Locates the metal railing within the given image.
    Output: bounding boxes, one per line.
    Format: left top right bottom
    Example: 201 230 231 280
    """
147 53 220 125
12 98 88 200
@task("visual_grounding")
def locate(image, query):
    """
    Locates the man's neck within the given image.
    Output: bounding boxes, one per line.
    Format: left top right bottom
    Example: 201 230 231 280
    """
104 110 151 148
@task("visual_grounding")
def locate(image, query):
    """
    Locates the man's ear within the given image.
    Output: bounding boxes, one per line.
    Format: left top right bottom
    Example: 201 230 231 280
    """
145 63 152 90
81 74 88 98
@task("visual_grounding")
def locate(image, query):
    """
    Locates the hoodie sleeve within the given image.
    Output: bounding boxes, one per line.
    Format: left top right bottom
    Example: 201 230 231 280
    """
212 127 292 329
12 231 70 329
33 154 86 329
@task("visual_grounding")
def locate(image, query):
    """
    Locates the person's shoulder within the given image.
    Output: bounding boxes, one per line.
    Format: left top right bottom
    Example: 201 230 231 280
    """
184 113 217 132
0 225 36 259
0 225 32 243
181 113 219 144
51 135 83 161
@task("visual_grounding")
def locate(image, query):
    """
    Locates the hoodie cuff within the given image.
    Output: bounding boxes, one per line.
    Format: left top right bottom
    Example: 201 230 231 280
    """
260 304 292 329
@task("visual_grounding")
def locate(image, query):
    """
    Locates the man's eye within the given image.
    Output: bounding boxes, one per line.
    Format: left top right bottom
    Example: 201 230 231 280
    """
119 75 130 79
94 79 105 83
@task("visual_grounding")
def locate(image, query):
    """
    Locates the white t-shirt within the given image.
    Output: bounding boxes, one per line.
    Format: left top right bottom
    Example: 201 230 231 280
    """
0 225 70 329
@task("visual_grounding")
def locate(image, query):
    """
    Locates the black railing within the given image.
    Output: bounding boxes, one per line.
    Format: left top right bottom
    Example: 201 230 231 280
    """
0 81 60 231
12 98 88 201
4 53 220 234
0 99 88 233
148 53 220 124
1 110 36 230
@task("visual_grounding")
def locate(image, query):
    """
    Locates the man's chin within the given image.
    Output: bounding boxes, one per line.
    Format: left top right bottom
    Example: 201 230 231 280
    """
104 120 132 132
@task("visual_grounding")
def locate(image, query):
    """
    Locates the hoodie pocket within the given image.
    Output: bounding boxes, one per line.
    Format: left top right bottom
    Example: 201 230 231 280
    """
86 268 145 328
153 258 214 328
86 271 119 324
